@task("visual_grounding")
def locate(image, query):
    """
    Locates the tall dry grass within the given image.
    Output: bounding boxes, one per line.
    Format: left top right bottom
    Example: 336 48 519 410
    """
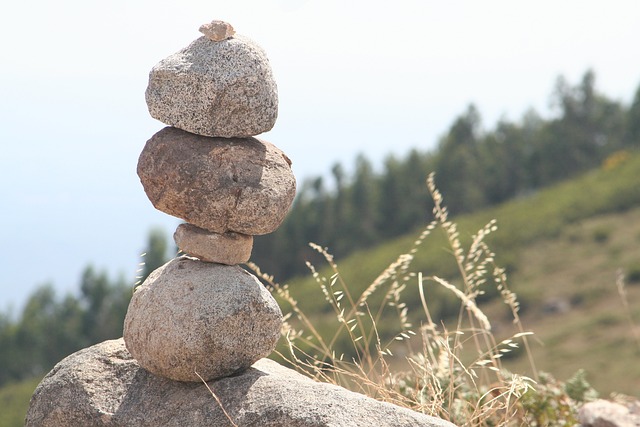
248 173 603 426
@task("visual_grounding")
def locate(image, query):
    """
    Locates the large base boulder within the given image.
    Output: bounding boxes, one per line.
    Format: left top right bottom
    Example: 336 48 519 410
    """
26 338 457 427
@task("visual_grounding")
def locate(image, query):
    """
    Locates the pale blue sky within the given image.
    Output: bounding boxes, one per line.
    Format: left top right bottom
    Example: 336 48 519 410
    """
2 0 640 313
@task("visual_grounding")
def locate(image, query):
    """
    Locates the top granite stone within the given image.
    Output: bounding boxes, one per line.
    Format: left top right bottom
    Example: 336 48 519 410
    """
145 25 278 138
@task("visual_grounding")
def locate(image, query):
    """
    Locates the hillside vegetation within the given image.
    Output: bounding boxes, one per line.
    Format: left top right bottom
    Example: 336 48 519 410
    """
2 150 638 427
267 151 640 396
2 70 639 424
253 70 640 281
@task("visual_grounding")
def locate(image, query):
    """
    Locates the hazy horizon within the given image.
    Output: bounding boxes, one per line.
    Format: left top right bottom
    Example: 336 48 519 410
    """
2 0 640 314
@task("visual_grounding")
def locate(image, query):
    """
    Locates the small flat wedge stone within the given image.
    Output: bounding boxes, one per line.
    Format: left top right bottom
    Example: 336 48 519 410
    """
137 126 296 235
123 256 282 382
199 20 235 41
145 34 277 137
174 223 252 265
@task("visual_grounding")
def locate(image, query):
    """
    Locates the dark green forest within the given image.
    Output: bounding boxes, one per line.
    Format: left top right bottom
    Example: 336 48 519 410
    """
252 70 640 280
1 70 639 388
0 229 169 386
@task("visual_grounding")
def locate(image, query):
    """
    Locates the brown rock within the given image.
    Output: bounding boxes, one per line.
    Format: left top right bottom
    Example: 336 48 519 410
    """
137 127 296 235
123 256 282 382
174 223 253 265
199 20 235 42
26 338 458 427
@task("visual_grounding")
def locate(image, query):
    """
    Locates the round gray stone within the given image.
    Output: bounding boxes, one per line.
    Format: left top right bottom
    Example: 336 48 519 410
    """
137 126 296 235
174 223 253 265
145 34 278 137
123 256 283 382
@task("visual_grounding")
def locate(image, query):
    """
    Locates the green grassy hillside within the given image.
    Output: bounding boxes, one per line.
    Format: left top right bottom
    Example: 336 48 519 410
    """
496 205 640 396
270 151 640 396
3 152 639 425
0 377 40 427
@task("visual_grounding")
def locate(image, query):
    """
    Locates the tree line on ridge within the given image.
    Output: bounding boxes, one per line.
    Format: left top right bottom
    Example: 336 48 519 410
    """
1 70 639 387
252 70 640 280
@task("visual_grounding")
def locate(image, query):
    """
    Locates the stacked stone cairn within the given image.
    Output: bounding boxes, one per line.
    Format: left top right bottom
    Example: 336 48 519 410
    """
124 20 296 382
26 21 458 427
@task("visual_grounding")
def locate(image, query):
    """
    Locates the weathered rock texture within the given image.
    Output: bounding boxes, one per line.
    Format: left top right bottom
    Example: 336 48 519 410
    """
123 257 282 382
137 126 296 235
26 338 457 427
174 223 253 265
579 399 640 427
145 35 277 137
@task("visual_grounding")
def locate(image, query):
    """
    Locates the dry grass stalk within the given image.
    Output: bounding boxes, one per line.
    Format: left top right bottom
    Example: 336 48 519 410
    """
194 370 239 427
615 269 640 350
248 173 547 425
